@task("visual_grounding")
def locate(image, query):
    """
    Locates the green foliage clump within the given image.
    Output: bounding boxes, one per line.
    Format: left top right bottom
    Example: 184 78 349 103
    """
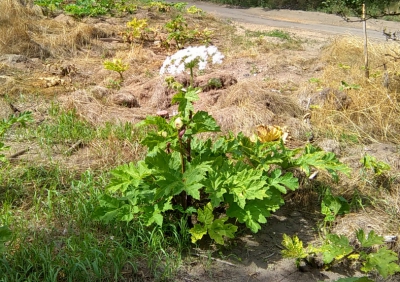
321 188 350 223
186 5 204 15
103 59 129 80
164 14 213 49
95 46 350 245
35 0 137 16
147 1 188 12
361 154 391 176
64 0 110 17
282 229 400 280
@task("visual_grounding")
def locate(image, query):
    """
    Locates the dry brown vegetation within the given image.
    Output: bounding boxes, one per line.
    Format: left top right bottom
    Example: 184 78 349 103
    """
308 37 400 144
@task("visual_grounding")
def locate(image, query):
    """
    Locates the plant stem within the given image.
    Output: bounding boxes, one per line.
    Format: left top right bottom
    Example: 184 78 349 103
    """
189 67 194 86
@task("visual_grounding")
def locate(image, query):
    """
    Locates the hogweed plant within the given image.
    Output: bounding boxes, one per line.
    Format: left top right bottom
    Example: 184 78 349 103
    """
103 58 129 80
164 15 213 49
95 45 350 245
282 229 400 280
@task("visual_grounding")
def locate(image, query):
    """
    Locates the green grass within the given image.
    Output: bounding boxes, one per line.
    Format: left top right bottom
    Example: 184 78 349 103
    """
245 29 293 41
0 98 186 281
0 165 188 281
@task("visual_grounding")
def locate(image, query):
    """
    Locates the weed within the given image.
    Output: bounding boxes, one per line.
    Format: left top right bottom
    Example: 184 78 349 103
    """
103 58 129 80
95 46 350 246
187 5 204 16
106 78 123 90
207 77 223 89
282 230 400 279
34 106 95 146
0 111 32 162
246 29 293 41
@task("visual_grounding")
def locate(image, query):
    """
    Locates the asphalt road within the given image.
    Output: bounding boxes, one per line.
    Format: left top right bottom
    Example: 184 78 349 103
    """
173 0 393 41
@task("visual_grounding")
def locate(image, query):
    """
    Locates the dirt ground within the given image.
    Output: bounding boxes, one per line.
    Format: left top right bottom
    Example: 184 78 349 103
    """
1 2 400 282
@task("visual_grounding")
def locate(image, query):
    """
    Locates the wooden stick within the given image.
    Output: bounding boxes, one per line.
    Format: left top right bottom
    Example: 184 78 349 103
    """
64 140 83 155
9 148 30 159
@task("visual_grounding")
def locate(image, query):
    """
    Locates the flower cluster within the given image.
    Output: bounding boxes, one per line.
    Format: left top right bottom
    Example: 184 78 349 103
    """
159 45 224 75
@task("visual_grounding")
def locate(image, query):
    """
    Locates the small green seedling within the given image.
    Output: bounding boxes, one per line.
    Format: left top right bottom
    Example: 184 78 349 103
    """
103 59 129 80
361 154 391 176
187 5 203 15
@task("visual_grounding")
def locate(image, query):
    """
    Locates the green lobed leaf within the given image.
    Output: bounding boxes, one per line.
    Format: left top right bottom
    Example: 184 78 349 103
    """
197 202 214 228
267 169 299 193
295 144 351 182
281 234 308 259
138 115 175 152
94 196 134 223
107 161 151 193
171 87 200 118
208 217 237 245
190 203 237 244
356 229 384 248
187 111 220 135
226 164 268 209
203 169 227 208
321 190 350 222
190 224 208 243
154 169 185 199
321 234 353 264
226 198 275 233
361 247 400 278
182 162 211 200
142 200 173 227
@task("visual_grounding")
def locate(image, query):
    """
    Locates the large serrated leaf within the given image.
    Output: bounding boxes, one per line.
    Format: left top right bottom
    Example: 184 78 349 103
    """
361 247 400 278
226 165 268 209
142 200 172 227
172 87 200 117
208 217 237 245
182 162 211 200
108 161 151 193
197 202 214 228
226 198 272 233
356 229 384 248
321 190 350 222
281 234 308 259
267 169 299 193
204 169 227 208
321 234 353 264
190 203 237 244
295 144 351 181
190 224 208 243
188 111 220 134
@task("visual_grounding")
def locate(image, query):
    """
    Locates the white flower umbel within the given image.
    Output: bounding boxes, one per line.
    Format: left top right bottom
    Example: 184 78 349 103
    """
159 45 224 76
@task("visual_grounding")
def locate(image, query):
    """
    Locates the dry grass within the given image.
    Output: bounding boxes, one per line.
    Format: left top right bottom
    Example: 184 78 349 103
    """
0 0 102 58
0 0 47 57
305 36 400 143
211 79 303 135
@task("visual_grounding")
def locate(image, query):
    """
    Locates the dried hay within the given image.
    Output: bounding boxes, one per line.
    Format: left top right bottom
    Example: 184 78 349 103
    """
0 0 49 57
58 89 154 125
308 36 400 143
332 209 394 244
122 77 169 110
211 79 303 135
0 0 101 58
